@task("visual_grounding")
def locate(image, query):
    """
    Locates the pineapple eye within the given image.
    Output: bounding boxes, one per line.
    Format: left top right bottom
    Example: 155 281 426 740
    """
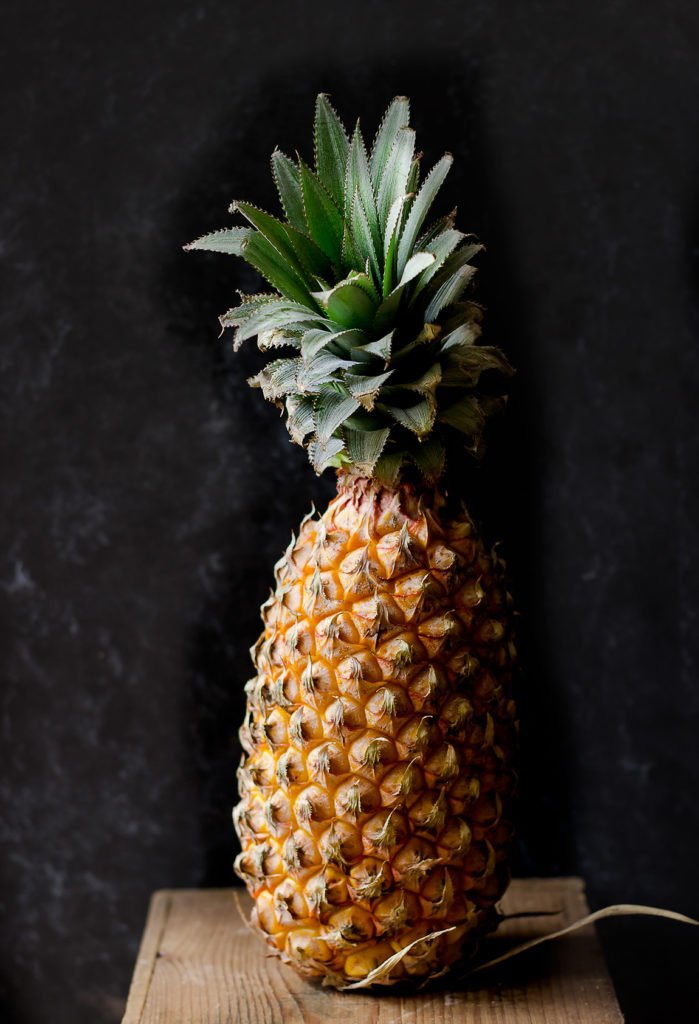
307 741 349 778
424 743 460 782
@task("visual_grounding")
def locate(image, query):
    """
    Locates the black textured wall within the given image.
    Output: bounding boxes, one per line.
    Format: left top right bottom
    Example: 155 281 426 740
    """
2 2 698 1022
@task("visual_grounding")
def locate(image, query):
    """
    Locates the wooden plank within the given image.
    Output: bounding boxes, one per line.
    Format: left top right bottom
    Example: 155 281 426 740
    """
121 890 172 1024
122 878 624 1023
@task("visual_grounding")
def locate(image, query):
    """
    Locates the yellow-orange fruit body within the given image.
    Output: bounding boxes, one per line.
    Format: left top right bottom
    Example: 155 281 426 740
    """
234 475 517 988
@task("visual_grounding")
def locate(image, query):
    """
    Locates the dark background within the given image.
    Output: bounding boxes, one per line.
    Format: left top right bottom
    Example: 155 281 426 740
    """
2 1 699 1021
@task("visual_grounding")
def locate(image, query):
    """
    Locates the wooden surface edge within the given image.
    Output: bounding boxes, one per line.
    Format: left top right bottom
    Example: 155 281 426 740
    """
121 891 172 1024
121 880 622 1024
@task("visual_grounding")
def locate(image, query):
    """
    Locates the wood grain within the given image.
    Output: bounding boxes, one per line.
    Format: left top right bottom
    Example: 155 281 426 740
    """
121 878 623 1023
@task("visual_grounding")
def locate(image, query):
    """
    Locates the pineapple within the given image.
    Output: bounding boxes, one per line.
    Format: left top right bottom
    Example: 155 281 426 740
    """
187 95 517 989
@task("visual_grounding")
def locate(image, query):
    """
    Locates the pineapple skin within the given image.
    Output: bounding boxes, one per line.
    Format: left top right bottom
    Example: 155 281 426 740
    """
234 475 517 988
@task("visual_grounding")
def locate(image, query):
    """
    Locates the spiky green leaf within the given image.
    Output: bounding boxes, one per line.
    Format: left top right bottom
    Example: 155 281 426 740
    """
344 369 394 410
314 392 361 443
400 250 435 287
396 154 453 276
376 128 416 232
440 320 482 352
374 251 434 330
381 398 436 437
441 345 514 387
287 394 315 445
297 351 360 393
389 364 442 403
382 194 409 296
439 395 485 436
406 156 421 197
350 191 380 280
350 331 393 365
344 426 391 473
370 97 410 187
314 280 377 329
416 210 457 250
284 224 332 281
219 292 279 328
301 327 366 360
341 222 362 273
233 201 311 282
411 229 466 298
408 437 446 481
242 232 315 307
249 358 300 399
314 95 350 208
184 227 250 255
344 125 381 252
271 151 307 231
308 435 347 473
373 450 405 487
348 269 380 304
299 162 343 264
222 298 320 345
424 264 477 321
258 328 303 351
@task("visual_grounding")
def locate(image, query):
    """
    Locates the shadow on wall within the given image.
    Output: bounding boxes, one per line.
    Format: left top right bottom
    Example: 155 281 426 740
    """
591 147 699 1024
161 53 577 887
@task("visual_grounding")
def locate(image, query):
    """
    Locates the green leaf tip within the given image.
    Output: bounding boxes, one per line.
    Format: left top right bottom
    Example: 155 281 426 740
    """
186 94 514 485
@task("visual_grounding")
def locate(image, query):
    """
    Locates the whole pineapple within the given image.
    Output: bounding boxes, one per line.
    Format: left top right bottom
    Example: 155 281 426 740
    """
187 95 517 988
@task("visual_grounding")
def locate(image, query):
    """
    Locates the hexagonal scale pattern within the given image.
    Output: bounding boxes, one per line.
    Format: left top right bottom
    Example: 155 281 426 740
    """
234 477 517 988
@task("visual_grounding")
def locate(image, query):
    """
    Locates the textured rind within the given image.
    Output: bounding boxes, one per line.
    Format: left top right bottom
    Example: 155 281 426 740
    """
233 475 517 988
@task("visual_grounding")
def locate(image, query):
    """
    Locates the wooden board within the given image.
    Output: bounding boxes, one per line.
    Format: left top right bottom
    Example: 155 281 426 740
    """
122 878 623 1023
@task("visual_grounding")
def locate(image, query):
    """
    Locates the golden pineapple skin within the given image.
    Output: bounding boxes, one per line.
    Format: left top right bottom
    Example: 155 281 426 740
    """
234 475 517 987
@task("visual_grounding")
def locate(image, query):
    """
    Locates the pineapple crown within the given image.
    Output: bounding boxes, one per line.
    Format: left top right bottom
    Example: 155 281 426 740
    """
186 95 513 486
